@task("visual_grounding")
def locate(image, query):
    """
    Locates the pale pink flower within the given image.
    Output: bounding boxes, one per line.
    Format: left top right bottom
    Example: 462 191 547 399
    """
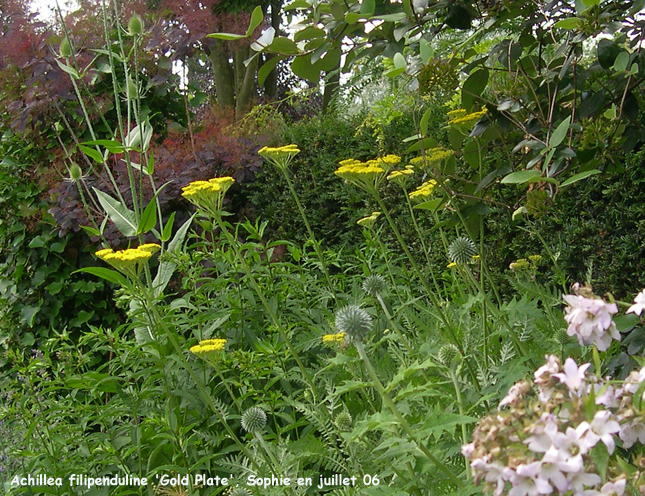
553 358 590 395
567 469 602 494
508 462 552 496
627 289 645 316
577 410 620 454
618 419 645 448
563 294 620 351
471 458 508 496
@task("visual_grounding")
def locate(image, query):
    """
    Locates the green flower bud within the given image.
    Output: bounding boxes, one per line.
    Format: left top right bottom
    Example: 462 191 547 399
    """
448 237 477 265
128 13 143 36
59 37 72 58
69 163 83 181
126 79 138 98
241 406 266 433
362 274 386 297
335 305 373 342
438 344 461 367
335 411 352 431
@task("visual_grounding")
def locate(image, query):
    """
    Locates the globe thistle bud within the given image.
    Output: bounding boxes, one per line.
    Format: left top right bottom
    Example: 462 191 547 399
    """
362 274 386 297
229 489 252 496
554 328 571 346
335 305 373 342
241 407 266 433
335 411 352 431
59 37 72 58
448 237 477 264
126 79 138 98
438 344 461 367
128 13 144 36
69 162 83 181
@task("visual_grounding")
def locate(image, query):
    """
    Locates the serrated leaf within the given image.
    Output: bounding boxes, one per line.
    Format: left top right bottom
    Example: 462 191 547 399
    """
549 115 571 148
93 188 137 237
501 170 541 184
559 169 601 187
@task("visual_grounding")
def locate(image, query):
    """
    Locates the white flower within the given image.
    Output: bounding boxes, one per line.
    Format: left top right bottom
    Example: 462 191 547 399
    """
534 355 560 402
471 459 508 496
577 410 620 454
540 446 581 492
563 294 620 351
508 462 552 496
627 289 645 316
567 469 602 494
618 419 645 448
499 381 529 408
553 358 590 395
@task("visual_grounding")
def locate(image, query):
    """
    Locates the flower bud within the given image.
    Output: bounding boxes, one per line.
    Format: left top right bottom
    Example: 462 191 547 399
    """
335 305 373 342
128 13 143 36
335 411 352 431
59 37 72 58
241 406 267 433
448 237 477 264
69 162 83 181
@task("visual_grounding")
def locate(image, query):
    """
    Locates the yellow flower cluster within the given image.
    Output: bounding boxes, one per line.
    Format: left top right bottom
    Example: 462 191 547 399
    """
357 211 381 229
258 144 300 170
376 154 402 167
409 179 438 201
447 107 487 128
387 167 414 184
190 338 227 355
96 243 160 274
335 158 386 192
528 254 542 263
447 109 467 121
409 148 454 169
322 332 346 345
509 258 530 271
181 177 235 214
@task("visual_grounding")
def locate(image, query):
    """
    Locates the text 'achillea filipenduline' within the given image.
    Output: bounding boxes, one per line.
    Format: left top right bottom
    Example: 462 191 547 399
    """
562 285 620 351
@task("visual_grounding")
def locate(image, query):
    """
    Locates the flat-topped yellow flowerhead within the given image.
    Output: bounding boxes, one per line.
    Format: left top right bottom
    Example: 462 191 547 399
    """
409 179 438 201
447 107 487 129
96 243 161 276
258 144 300 171
182 176 235 215
357 211 381 229
387 167 414 186
409 148 454 170
190 338 227 355
335 159 386 193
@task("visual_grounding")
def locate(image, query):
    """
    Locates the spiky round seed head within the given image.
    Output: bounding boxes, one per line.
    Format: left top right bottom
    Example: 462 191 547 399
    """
128 13 143 36
59 37 72 57
448 237 477 264
69 163 83 181
554 328 571 346
362 274 386 296
229 489 252 496
335 411 352 431
438 344 461 367
241 407 266 433
335 305 373 342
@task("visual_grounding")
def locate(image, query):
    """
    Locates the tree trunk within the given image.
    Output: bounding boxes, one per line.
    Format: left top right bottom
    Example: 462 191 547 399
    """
209 41 235 109
236 52 259 119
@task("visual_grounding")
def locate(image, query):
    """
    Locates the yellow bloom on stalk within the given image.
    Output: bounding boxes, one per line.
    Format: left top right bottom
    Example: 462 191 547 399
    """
446 109 467 121
447 262 457 268
409 179 438 201
335 158 386 192
529 254 542 263
181 176 235 214
357 211 381 229
190 338 227 356
376 154 401 168
258 144 300 170
387 167 414 185
322 332 346 345
447 107 487 128
95 243 161 275
509 258 530 271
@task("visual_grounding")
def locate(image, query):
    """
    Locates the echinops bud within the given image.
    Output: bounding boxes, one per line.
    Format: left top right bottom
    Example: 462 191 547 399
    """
69 163 83 181
362 274 386 297
438 344 461 367
335 411 352 431
59 37 72 58
448 237 477 264
241 406 267 433
335 305 373 342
